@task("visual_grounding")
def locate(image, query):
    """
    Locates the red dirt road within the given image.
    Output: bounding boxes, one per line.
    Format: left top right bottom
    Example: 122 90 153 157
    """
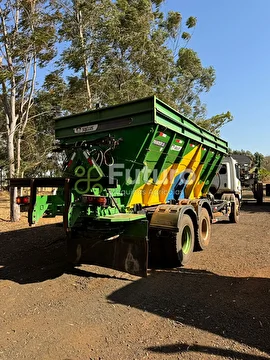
0 193 269 360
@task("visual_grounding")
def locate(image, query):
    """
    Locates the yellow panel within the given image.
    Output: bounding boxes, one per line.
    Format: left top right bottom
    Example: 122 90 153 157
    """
184 145 203 199
158 146 199 202
142 166 172 205
127 146 201 207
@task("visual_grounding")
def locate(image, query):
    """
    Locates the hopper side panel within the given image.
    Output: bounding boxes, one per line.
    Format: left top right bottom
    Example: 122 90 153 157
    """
55 98 156 144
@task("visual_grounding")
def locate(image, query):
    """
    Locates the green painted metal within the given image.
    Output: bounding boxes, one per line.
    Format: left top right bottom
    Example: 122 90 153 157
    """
25 96 229 228
10 96 231 276
31 195 64 224
54 96 228 211
31 195 50 223
182 225 192 254
55 97 227 153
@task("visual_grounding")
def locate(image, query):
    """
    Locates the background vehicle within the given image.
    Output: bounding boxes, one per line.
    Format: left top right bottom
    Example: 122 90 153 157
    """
210 156 241 216
10 96 240 276
231 154 263 204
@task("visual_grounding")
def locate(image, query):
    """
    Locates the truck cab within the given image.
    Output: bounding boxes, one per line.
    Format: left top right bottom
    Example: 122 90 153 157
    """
210 156 241 200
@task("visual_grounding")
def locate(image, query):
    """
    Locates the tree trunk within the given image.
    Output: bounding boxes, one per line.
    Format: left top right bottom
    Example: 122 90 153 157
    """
17 134 21 177
16 134 24 195
76 7 92 109
8 131 20 222
9 186 20 222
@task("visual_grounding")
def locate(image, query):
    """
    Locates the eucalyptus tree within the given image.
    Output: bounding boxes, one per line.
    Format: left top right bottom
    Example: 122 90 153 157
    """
56 0 232 131
21 71 69 177
0 108 6 170
0 0 58 220
97 0 185 105
57 0 116 110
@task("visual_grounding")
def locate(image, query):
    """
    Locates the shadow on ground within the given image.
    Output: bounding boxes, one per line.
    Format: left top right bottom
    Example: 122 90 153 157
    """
108 269 270 357
0 223 126 283
0 223 72 283
147 343 269 360
1 200 269 284
240 201 270 214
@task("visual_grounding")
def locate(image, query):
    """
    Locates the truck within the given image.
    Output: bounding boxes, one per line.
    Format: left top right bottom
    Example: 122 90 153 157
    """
210 156 242 206
10 96 241 277
230 154 263 204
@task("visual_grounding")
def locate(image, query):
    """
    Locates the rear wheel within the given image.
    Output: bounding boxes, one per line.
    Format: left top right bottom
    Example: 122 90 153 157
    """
176 214 195 265
256 182 263 204
229 197 240 223
196 208 211 250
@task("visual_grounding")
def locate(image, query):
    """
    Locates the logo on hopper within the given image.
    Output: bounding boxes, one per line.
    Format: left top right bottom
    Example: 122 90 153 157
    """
73 124 98 134
74 165 102 194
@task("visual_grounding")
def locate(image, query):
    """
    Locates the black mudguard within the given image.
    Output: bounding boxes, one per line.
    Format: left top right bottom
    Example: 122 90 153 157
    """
67 220 148 277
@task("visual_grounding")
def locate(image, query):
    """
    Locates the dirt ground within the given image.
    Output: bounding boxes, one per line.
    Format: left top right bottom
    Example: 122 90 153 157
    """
0 192 269 360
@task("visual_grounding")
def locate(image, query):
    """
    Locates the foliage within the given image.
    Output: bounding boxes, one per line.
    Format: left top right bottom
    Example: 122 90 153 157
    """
230 149 264 167
258 168 270 182
0 0 59 176
0 0 59 220
262 155 270 172
53 0 232 134
197 111 233 136
229 149 270 181
0 0 235 213
258 155 270 182
229 149 255 162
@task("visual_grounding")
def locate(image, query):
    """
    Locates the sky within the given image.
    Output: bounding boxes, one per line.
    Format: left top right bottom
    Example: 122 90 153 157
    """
162 0 270 155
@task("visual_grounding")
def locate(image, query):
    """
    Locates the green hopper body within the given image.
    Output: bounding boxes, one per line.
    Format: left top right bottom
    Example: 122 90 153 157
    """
55 96 228 209
10 96 230 277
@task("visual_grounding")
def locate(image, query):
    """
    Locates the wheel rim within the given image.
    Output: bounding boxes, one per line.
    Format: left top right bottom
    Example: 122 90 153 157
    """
235 200 239 217
182 225 192 254
201 218 208 240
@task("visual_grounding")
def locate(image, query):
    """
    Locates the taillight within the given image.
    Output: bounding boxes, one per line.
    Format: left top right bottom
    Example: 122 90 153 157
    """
82 195 107 206
16 196 30 205
22 196 30 204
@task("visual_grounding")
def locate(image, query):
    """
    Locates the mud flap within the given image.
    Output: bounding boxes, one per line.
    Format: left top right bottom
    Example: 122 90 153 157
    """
67 220 148 277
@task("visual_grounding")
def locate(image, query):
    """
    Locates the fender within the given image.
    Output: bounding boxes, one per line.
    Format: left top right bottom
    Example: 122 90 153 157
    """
149 203 197 231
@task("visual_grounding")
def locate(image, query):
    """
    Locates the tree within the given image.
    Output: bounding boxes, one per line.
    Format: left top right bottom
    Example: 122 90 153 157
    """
230 149 255 161
0 0 58 220
196 111 233 136
0 108 7 171
57 0 115 110
21 71 69 177
230 149 265 173
55 0 232 132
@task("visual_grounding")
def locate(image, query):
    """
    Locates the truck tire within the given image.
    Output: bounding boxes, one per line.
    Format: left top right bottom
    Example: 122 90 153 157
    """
256 182 263 205
148 229 179 269
196 208 211 251
229 197 240 223
176 214 195 265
